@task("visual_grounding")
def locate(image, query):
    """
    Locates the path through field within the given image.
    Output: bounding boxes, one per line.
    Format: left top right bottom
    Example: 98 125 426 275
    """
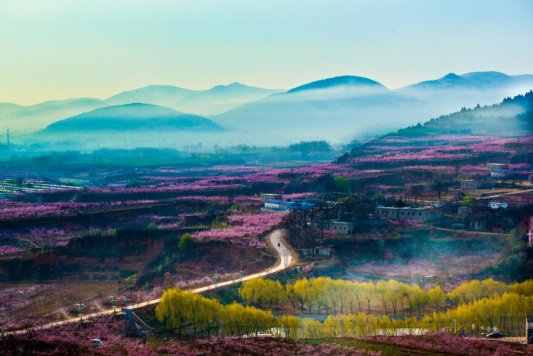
7 229 293 335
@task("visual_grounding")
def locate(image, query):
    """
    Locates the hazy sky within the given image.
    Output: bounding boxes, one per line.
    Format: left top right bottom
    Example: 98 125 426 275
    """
1 0 532 105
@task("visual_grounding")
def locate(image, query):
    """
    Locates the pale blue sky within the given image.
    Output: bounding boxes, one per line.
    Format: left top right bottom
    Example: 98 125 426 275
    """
1 0 532 104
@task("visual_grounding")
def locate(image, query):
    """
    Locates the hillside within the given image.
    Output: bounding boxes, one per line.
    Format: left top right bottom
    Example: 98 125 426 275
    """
338 91 533 163
43 103 223 132
396 90 533 137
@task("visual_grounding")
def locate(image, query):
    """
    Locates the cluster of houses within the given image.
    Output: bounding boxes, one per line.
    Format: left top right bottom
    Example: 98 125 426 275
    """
375 206 434 222
259 162 532 237
457 163 533 192
260 193 316 212
261 191 495 234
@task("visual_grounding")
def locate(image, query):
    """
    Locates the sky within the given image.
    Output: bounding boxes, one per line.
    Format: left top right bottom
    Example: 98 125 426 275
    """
1 0 532 105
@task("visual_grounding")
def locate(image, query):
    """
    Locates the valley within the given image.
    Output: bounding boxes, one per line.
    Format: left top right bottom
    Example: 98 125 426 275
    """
0 92 532 355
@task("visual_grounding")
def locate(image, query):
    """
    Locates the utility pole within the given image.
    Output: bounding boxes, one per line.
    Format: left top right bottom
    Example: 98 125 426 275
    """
78 303 84 322
111 296 117 315
213 269 219 285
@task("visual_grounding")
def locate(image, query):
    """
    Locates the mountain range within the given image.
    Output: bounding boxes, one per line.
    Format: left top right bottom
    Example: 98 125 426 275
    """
1 71 533 145
214 72 533 143
0 83 278 134
107 82 278 116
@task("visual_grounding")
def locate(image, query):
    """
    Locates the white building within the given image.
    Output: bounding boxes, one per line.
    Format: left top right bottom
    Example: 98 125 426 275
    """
488 201 508 209
376 206 434 222
487 163 509 170
312 220 355 234
262 201 289 212
260 193 282 202
490 169 511 179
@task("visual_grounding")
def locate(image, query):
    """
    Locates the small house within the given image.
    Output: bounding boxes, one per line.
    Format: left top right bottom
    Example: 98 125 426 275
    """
260 193 282 202
488 201 508 210
312 220 355 234
490 169 511 179
460 179 479 190
487 163 509 171
300 246 333 257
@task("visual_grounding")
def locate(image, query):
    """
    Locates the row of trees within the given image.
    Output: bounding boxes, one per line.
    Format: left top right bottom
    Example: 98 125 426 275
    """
156 284 533 338
239 277 533 316
286 291 533 338
156 289 274 337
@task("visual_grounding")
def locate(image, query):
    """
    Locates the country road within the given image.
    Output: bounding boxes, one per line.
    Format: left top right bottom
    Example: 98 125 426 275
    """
479 188 533 200
7 229 293 336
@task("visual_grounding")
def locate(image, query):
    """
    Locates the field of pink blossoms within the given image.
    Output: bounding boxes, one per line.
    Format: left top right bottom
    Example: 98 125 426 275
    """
193 212 286 248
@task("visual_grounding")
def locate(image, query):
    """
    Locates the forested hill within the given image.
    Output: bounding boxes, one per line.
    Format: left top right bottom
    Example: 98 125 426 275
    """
337 91 533 164
395 90 533 137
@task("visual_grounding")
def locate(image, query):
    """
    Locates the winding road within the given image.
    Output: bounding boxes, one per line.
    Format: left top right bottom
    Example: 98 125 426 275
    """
7 229 294 335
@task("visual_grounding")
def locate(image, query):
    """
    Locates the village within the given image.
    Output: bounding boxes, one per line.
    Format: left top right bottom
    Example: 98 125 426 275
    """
259 161 533 259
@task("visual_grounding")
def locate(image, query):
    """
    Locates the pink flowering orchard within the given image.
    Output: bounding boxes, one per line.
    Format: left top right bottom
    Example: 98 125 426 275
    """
193 212 286 248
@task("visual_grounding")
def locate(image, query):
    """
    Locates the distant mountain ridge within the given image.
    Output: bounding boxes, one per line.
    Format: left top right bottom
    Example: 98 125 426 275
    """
0 83 278 133
2 71 533 144
214 71 533 143
43 103 222 132
107 82 279 116
401 71 533 91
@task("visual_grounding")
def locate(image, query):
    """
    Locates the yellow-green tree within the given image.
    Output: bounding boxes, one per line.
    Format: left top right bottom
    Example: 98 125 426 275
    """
277 314 300 339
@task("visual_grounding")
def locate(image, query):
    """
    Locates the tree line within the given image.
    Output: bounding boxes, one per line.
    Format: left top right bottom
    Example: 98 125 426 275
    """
156 289 274 337
156 278 533 338
286 290 532 338
239 277 532 316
